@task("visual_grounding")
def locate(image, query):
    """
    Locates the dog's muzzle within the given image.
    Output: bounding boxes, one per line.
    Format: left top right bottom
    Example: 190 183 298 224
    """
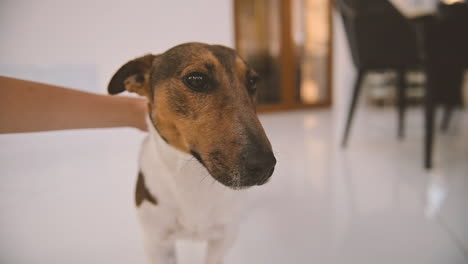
242 149 276 186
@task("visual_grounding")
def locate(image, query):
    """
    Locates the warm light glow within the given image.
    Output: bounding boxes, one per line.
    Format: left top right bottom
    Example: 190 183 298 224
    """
441 0 466 4
301 79 319 103
296 0 329 104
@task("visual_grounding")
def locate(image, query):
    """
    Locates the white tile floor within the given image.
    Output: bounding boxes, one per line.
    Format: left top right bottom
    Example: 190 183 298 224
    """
1 106 467 264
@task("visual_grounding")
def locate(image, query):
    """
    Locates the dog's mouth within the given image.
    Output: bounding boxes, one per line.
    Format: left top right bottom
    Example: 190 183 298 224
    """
189 149 276 190
190 150 205 166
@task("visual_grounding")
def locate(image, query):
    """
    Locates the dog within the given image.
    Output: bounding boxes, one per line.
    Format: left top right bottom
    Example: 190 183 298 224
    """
108 42 276 264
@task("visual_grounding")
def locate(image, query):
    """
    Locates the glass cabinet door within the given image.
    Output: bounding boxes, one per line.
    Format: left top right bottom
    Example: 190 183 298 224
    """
294 0 332 105
234 0 332 111
235 0 282 104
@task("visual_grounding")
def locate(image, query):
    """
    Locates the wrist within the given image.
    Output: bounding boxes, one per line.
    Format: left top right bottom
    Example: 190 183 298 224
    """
128 97 149 131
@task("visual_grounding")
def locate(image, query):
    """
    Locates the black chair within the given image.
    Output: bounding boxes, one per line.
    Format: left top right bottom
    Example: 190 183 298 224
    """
338 0 421 147
428 2 468 124
419 2 468 168
338 0 467 169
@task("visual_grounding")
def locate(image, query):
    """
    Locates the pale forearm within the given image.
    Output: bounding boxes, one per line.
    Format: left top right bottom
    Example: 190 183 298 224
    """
0 76 148 134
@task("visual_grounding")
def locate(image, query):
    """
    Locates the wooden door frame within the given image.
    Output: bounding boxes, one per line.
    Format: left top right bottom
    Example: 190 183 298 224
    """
233 0 334 112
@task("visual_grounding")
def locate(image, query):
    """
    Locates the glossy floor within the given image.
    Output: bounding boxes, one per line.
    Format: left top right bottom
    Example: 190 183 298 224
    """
1 106 467 264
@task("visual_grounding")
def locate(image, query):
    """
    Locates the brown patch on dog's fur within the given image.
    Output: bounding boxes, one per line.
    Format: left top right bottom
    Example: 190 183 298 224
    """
108 54 156 97
135 171 158 207
166 84 196 118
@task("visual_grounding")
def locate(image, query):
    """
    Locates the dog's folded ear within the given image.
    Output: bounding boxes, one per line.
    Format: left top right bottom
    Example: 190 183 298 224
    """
108 54 156 97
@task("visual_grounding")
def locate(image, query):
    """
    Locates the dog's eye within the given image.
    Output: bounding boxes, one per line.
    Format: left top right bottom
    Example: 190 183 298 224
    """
183 72 210 92
246 76 258 94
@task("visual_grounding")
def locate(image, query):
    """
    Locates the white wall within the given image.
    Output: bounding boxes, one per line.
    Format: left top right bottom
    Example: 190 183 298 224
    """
0 0 354 107
0 0 234 92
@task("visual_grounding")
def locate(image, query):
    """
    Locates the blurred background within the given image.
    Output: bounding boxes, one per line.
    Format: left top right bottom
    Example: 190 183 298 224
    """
1 0 467 263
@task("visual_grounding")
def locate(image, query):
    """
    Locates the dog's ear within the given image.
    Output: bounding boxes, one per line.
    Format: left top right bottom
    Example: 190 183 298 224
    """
108 54 156 97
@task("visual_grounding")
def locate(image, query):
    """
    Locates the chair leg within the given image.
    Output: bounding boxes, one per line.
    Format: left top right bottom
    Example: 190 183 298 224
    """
424 99 435 169
424 68 436 169
396 69 406 139
342 70 365 148
440 67 462 132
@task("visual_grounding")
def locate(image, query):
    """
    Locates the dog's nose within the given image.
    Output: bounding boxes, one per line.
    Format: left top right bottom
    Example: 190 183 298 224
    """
244 150 276 185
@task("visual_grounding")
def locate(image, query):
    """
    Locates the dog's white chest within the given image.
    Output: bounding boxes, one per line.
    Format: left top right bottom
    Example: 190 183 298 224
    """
137 125 244 241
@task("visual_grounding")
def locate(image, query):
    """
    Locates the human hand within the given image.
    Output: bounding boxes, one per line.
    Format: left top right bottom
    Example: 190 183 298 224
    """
129 97 149 132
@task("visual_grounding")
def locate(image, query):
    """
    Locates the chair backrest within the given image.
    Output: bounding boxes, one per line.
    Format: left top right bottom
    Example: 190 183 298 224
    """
337 0 420 69
429 3 468 65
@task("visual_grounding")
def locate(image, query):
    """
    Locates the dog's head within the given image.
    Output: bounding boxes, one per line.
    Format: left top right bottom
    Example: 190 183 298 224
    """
108 42 276 189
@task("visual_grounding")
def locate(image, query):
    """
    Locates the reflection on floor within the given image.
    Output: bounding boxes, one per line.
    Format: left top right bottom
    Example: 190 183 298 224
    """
0 107 467 264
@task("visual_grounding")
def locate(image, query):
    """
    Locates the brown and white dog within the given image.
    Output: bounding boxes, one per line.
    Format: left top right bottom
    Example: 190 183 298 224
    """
108 42 276 264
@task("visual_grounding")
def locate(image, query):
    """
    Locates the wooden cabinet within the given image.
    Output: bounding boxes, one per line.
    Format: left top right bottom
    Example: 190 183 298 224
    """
234 0 333 112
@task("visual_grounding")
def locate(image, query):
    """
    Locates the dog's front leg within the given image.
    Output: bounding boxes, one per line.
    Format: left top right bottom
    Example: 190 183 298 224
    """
138 205 178 264
205 227 237 264
142 235 177 264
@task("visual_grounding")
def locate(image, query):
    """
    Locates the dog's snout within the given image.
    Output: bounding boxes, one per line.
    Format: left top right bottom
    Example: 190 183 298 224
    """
244 150 276 185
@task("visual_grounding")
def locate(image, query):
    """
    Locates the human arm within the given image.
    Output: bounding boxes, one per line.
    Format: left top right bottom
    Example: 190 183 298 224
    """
0 76 148 134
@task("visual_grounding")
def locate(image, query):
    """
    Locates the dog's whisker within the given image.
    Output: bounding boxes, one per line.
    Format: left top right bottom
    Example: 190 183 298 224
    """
210 177 217 188
199 173 210 186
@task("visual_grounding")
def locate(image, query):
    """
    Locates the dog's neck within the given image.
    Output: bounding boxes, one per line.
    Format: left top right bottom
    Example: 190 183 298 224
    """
144 117 244 224
146 116 194 171
146 115 242 190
